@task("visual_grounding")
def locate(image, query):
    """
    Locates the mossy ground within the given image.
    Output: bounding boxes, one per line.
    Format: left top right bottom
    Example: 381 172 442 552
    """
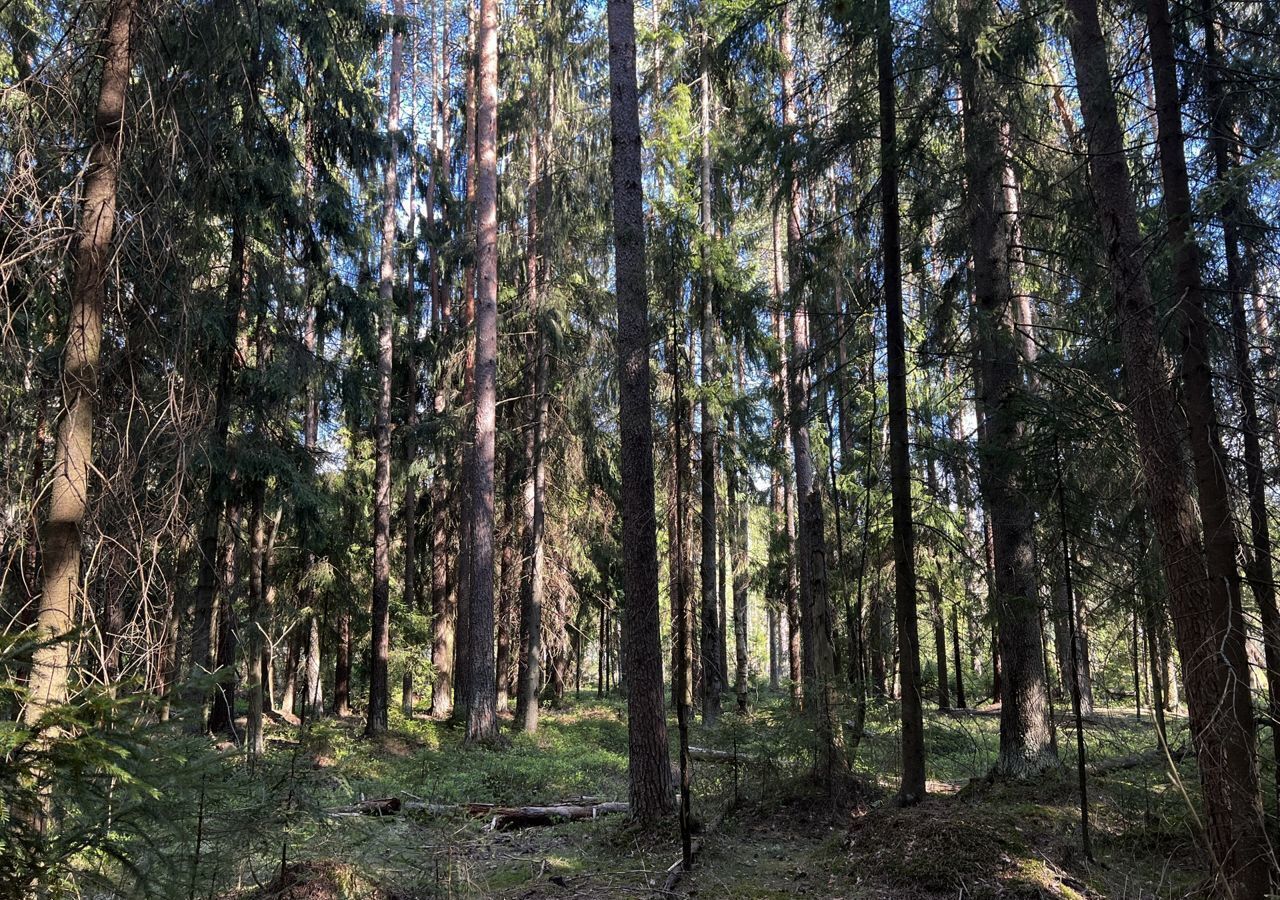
122 693 1225 898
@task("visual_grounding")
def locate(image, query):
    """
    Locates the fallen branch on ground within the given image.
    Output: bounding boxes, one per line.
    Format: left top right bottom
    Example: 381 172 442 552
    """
688 745 756 764
325 796 628 830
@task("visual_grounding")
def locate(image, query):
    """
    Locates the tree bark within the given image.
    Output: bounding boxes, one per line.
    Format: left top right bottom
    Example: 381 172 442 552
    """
517 120 548 733
333 609 351 717
246 481 267 758
958 0 1054 777
1199 0 1280 814
1065 0 1270 890
464 0 500 745
367 0 404 738
606 0 673 823
454 2 479 715
22 0 135 738
782 2 841 787
208 498 242 736
698 37 721 724
769 212 801 704
926 460 949 711
730 348 750 713
878 4 925 801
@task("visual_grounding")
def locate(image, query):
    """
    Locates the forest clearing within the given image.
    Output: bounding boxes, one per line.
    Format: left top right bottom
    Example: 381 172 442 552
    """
3 0 1280 895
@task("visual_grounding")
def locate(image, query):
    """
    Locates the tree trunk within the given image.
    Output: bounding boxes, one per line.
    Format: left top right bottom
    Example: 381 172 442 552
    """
1199 0 1280 815
878 5 925 801
924 459 949 712
21 0 135 741
454 2 479 716
247 481 272 757
1065 0 1270 889
606 0 673 823
279 629 299 716
430 468 454 718
367 0 404 738
464 0 500 745
516 121 548 733
300 281 324 723
246 482 267 758
333 609 351 717
208 499 242 736
958 0 1054 777
782 1 841 787
730 349 750 713
769 212 801 704
497 469 518 713
697 35 721 726
950 601 967 709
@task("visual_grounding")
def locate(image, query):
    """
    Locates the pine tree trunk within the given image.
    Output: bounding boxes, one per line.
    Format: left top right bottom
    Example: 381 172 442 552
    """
367 0 404 738
464 0 500 745
1066 0 1270 889
878 4 925 800
606 0 673 823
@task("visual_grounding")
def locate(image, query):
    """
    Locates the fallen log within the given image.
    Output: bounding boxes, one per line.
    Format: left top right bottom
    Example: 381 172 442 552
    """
688 746 755 764
325 797 628 830
328 797 403 816
1087 745 1188 776
483 801 629 831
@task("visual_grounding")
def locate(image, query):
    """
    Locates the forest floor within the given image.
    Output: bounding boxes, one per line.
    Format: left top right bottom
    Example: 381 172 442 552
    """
129 693 1218 899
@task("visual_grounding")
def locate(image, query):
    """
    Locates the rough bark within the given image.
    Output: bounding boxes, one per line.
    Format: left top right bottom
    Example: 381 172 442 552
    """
21 0 135 734
879 5 925 801
1199 0 1280 812
332 609 351 717
1065 0 1271 890
454 3 479 715
367 0 404 738
698 36 721 725
729 350 750 713
429 455 454 716
189 232 245 728
465 0 500 745
782 2 841 786
926 462 949 711
769 212 801 703
208 499 242 736
606 0 673 823
516 121 548 733
958 0 1055 777
245 481 267 758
